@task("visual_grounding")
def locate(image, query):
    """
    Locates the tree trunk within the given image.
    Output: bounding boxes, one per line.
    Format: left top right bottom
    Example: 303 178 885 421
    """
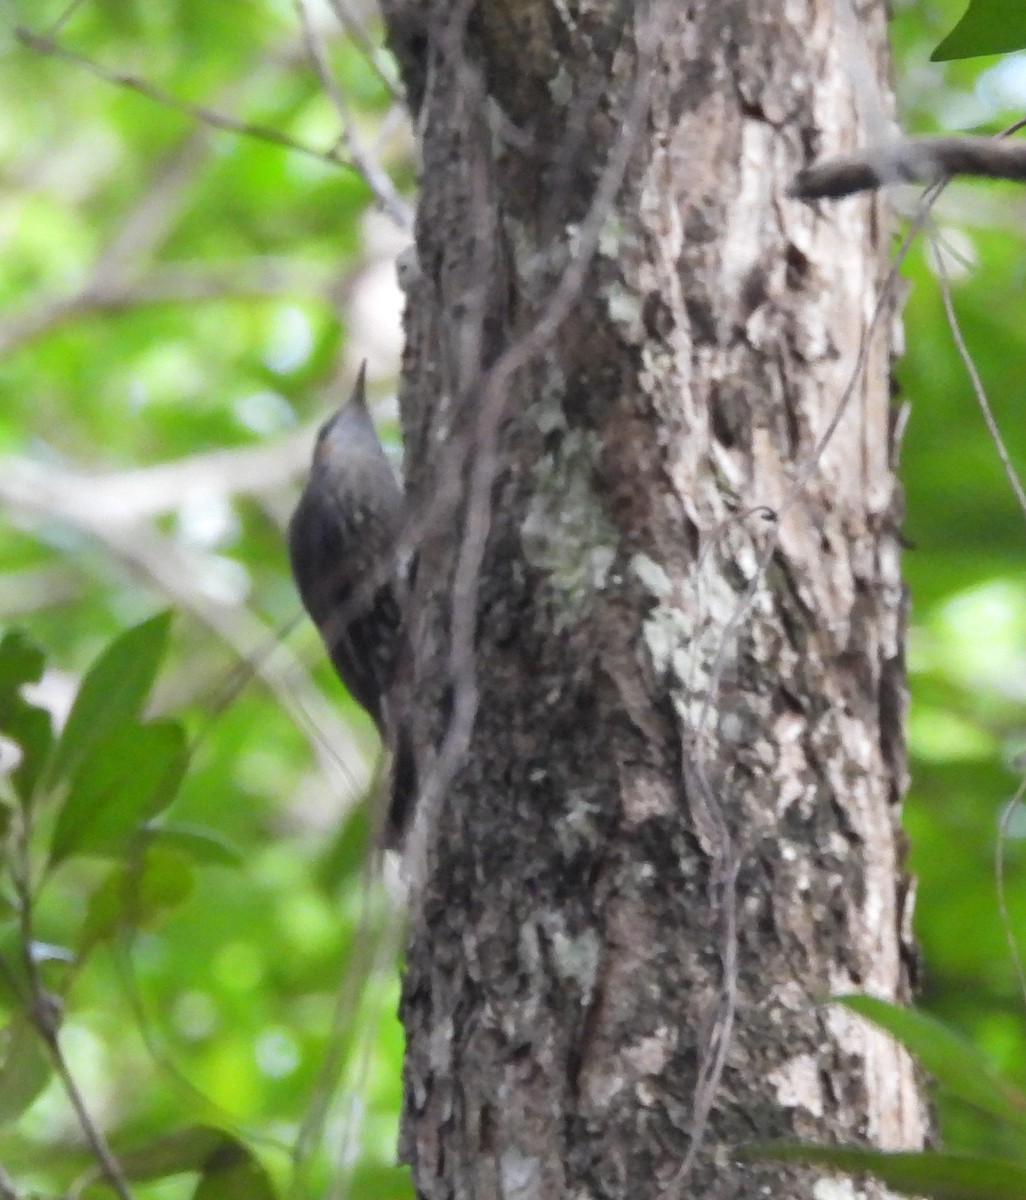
383 1 928 1196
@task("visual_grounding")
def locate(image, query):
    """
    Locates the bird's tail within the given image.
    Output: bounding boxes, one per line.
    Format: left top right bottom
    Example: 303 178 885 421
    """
382 726 418 850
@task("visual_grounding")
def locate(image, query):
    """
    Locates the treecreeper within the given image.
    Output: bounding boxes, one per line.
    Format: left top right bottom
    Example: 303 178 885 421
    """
287 363 416 847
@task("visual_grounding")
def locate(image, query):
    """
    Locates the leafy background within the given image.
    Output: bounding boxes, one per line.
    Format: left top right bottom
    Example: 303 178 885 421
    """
1 0 1026 1195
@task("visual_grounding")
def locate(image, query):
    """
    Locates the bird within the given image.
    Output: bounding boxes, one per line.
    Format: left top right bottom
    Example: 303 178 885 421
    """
287 364 416 846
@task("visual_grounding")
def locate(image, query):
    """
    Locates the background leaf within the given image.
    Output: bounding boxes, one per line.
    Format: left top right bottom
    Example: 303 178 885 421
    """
0 629 54 804
835 995 1026 1129
0 629 45 697
144 822 244 867
192 1138 277 1200
4 701 54 806
0 1017 53 1125
48 611 173 786
50 719 188 865
108 1124 227 1180
748 1145 1026 1200
75 1127 277 1199
79 846 195 951
0 7 409 1194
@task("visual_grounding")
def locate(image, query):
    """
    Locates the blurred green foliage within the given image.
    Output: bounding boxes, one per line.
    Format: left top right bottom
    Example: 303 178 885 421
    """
892 0 1026 1155
0 0 411 1196
1 0 1026 1195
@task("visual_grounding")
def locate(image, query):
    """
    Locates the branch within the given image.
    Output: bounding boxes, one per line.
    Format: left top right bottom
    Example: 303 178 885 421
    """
322 0 404 104
290 0 413 229
789 134 1026 200
0 259 338 357
46 0 90 36
14 25 362 176
996 775 1026 1016
0 1164 21 1200
43 1029 136 1200
0 564 82 618
0 437 312 524
10 812 134 1200
935 234 1026 527
90 128 212 281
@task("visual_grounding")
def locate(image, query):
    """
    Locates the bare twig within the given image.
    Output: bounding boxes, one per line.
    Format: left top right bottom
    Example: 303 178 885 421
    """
290 0 412 229
790 133 1026 200
934 238 1026 1019
9 811 133 1200
88 130 212 283
995 775 1026 1015
4 33 357 359
323 0 403 103
0 564 82 618
0 439 310 525
0 262 326 355
329 882 405 1200
0 258 336 357
46 0 89 36
935 238 1026 528
43 1031 136 1200
0 124 213 355
14 25 363 177
0 1164 23 1200
289 862 400 1200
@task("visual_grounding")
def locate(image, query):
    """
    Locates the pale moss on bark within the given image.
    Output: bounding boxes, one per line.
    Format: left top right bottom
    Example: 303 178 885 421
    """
522 420 619 627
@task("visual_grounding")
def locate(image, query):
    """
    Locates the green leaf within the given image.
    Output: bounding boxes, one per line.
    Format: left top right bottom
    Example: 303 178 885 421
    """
49 611 173 786
50 719 188 865
0 931 66 1017
835 995 1026 1129
76 1126 274 1196
6 702 54 806
144 822 244 867
748 1145 1026 1200
0 925 29 1014
0 629 45 699
79 847 194 951
932 0 1026 60
0 629 54 805
315 804 370 892
347 1164 415 1200
116 1124 225 1180
192 1139 277 1200
75 1124 224 1194
0 1016 53 1124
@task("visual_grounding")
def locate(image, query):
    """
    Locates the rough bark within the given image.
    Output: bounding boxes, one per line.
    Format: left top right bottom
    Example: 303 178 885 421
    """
383 1 928 1197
